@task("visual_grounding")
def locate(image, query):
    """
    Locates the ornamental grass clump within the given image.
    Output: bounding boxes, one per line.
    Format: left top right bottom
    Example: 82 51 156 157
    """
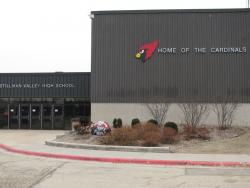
102 127 138 146
102 122 180 147
136 123 162 146
161 127 179 144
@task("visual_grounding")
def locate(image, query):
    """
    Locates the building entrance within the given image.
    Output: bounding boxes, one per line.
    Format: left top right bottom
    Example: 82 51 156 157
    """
1 98 90 130
0 73 90 130
8 104 64 130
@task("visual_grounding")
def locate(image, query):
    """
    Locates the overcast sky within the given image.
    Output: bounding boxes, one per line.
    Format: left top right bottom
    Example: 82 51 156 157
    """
0 0 247 73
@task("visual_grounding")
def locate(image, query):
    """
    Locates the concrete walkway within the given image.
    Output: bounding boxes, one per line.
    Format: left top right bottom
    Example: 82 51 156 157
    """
0 130 250 166
2 149 250 188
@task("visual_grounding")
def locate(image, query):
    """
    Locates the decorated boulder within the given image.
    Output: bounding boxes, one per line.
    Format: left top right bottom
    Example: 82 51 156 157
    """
90 121 111 136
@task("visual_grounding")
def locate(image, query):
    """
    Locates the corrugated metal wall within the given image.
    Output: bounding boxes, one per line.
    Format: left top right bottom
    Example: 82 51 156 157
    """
91 9 250 103
0 72 90 98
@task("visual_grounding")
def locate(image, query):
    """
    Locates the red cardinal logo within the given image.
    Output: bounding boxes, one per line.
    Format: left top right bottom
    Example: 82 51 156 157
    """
135 40 159 63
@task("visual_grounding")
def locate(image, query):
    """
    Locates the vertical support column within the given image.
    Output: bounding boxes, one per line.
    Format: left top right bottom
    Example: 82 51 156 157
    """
52 104 54 130
18 104 21 129
62 103 65 130
7 104 10 129
41 104 43 129
29 104 32 129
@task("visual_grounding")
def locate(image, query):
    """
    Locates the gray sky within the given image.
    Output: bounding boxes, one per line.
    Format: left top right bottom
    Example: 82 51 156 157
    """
0 0 247 73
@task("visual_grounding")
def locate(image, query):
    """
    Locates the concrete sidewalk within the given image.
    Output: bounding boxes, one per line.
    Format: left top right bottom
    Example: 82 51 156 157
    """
0 130 250 165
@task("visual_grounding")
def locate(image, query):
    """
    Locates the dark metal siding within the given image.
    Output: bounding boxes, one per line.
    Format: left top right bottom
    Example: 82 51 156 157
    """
91 10 250 103
0 73 90 98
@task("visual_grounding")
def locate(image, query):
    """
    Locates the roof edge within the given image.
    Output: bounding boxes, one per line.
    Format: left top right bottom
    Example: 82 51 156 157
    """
0 72 90 75
91 8 250 15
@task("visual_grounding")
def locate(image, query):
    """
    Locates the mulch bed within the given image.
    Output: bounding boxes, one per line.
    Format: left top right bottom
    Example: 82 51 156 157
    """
55 126 248 147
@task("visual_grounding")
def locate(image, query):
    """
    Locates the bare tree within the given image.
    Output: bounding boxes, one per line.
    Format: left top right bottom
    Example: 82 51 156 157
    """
212 103 239 130
178 103 209 132
146 103 171 126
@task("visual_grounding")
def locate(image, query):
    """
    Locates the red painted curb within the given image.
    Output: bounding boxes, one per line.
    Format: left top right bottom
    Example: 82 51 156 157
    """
0 143 250 167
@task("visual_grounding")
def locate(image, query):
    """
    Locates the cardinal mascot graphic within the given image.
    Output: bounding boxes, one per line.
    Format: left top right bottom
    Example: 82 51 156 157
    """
135 40 159 63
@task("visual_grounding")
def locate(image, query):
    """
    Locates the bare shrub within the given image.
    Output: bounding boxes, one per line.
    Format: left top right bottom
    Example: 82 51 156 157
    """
146 103 171 125
72 118 91 135
178 103 209 132
212 103 240 130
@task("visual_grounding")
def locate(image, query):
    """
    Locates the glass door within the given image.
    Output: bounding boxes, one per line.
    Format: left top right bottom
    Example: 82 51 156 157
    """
20 105 30 129
31 105 41 129
0 99 9 129
42 105 52 129
53 105 64 129
9 105 19 129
